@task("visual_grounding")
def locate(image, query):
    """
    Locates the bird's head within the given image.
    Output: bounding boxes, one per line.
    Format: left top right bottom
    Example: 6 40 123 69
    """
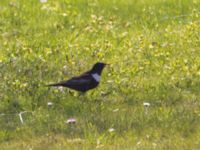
91 62 108 74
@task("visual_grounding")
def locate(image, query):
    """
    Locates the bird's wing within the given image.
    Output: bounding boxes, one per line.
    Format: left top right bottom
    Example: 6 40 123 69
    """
68 72 92 84
65 78 91 85
48 72 92 87
76 71 91 78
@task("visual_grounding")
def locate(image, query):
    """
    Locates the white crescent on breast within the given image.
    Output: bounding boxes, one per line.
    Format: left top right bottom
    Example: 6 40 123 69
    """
92 73 100 82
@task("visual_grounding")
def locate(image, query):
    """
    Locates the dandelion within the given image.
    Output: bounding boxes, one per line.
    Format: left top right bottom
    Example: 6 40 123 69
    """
125 21 131 28
66 118 76 124
96 139 104 149
0 113 5 116
149 44 154 49
100 91 110 97
67 138 85 143
137 141 141 146
152 143 157 147
121 32 128 37
107 80 113 83
62 13 68 17
113 108 119 112
91 14 97 20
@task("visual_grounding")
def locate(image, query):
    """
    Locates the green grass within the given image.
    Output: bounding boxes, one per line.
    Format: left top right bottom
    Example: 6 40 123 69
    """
1 0 200 149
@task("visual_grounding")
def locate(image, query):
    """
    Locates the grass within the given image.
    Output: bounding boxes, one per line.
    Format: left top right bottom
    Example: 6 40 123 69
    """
1 0 200 149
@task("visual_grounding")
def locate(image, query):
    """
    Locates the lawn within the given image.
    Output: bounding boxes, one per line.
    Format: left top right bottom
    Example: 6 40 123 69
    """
0 0 200 149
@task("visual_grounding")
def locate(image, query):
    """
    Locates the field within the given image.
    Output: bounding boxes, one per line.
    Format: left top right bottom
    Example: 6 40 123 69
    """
1 0 200 149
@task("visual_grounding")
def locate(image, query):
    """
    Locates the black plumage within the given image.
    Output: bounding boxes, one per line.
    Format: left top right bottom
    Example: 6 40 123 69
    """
48 62 107 92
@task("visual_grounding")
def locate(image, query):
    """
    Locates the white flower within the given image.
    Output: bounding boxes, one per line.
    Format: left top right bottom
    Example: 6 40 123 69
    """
66 118 76 124
47 102 53 106
143 102 150 115
143 102 150 107
58 86 64 92
108 128 115 132
40 0 47 3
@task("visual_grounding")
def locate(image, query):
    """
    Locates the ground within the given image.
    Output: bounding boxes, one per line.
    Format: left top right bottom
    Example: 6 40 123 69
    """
0 0 200 149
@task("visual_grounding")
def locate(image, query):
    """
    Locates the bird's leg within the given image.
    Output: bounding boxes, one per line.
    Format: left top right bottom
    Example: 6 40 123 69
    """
79 92 86 96
68 90 74 96
77 92 87 102
77 92 87 114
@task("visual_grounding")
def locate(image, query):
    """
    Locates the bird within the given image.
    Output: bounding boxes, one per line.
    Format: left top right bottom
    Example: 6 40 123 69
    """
48 62 107 92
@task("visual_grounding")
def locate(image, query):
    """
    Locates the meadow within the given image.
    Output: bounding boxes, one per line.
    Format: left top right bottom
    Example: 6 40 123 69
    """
0 0 200 149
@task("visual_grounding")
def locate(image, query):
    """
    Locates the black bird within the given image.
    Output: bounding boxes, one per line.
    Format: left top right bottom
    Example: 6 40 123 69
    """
48 62 107 92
